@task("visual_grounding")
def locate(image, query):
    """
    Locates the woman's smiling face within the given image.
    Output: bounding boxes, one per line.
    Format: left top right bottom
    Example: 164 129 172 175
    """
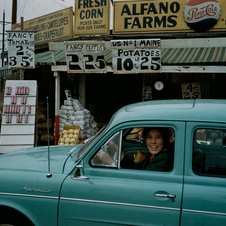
145 129 164 155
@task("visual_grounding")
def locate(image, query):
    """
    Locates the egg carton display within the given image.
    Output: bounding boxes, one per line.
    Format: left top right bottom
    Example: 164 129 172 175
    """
59 97 99 140
58 126 81 145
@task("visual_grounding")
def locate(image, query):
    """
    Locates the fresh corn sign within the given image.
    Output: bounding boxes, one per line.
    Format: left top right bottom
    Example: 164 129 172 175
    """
74 0 110 35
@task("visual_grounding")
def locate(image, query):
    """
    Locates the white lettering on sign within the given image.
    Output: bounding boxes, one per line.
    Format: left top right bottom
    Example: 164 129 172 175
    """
7 32 35 69
65 41 107 73
111 39 161 74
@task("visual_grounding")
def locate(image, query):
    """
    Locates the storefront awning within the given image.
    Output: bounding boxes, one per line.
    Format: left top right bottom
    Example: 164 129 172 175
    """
161 47 226 65
40 46 226 66
35 50 65 66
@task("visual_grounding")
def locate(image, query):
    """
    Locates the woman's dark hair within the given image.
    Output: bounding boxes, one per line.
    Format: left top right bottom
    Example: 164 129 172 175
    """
142 127 171 147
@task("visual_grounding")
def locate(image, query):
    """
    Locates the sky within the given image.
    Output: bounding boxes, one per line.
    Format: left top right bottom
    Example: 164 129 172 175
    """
0 0 74 51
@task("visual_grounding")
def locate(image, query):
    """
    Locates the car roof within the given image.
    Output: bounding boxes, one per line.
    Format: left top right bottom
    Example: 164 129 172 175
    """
110 99 226 126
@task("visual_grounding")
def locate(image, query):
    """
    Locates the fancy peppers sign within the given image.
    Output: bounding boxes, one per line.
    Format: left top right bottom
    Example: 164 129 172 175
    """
65 41 107 73
113 0 224 34
111 39 161 74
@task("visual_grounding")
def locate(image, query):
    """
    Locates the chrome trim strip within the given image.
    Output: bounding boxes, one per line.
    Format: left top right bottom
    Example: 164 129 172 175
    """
183 209 226 216
60 197 180 211
1 192 225 216
0 192 58 200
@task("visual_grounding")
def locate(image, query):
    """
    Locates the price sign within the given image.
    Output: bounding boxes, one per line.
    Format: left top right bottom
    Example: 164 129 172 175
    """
181 83 201 99
142 86 152 101
65 41 107 73
111 39 161 74
7 31 35 69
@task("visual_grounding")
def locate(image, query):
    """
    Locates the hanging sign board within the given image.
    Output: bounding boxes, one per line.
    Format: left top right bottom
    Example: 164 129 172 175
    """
23 7 73 44
65 41 107 73
181 83 201 99
111 39 161 74
74 0 110 35
113 0 225 34
142 86 152 101
7 31 35 69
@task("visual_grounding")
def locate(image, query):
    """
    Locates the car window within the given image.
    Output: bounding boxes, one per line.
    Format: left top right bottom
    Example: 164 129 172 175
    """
91 126 175 172
193 128 226 177
77 124 107 160
125 127 143 142
91 131 121 168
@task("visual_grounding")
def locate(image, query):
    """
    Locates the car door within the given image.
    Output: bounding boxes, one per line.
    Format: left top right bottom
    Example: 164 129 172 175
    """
182 122 226 226
58 122 185 226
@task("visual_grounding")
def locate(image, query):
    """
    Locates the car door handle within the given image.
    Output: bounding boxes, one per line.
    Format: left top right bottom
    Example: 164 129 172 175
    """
72 175 89 180
155 193 176 199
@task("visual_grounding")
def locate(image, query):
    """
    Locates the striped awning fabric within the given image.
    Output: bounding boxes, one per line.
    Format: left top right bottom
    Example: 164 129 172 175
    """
35 49 112 65
35 50 66 66
35 47 226 66
161 47 226 64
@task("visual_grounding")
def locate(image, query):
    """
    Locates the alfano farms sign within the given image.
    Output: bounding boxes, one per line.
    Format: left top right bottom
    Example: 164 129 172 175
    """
113 0 225 34
111 39 161 74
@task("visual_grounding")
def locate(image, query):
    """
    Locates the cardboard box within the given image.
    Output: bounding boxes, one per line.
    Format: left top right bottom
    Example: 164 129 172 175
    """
58 125 81 145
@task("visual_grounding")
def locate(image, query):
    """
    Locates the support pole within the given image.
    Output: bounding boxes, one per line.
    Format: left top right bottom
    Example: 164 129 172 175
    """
12 0 17 26
54 71 60 144
1 10 5 67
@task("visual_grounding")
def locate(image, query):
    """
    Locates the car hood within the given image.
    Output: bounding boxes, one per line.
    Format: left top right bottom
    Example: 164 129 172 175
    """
0 144 84 174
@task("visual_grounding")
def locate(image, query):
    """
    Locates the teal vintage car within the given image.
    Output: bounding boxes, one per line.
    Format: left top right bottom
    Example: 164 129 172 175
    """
0 99 226 226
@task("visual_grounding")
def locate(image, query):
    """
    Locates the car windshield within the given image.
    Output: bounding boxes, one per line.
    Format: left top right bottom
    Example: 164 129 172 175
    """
76 124 107 161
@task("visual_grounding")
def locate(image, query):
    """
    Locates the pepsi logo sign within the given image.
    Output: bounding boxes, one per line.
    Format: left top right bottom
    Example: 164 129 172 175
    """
184 0 221 31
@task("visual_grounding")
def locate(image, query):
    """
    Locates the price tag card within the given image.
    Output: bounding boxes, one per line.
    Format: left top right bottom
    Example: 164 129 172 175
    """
181 83 201 99
142 86 152 101
7 31 35 69
65 41 107 73
111 39 161 74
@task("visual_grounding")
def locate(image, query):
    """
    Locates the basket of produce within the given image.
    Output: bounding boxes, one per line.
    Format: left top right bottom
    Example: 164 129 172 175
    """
58 126 81 145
